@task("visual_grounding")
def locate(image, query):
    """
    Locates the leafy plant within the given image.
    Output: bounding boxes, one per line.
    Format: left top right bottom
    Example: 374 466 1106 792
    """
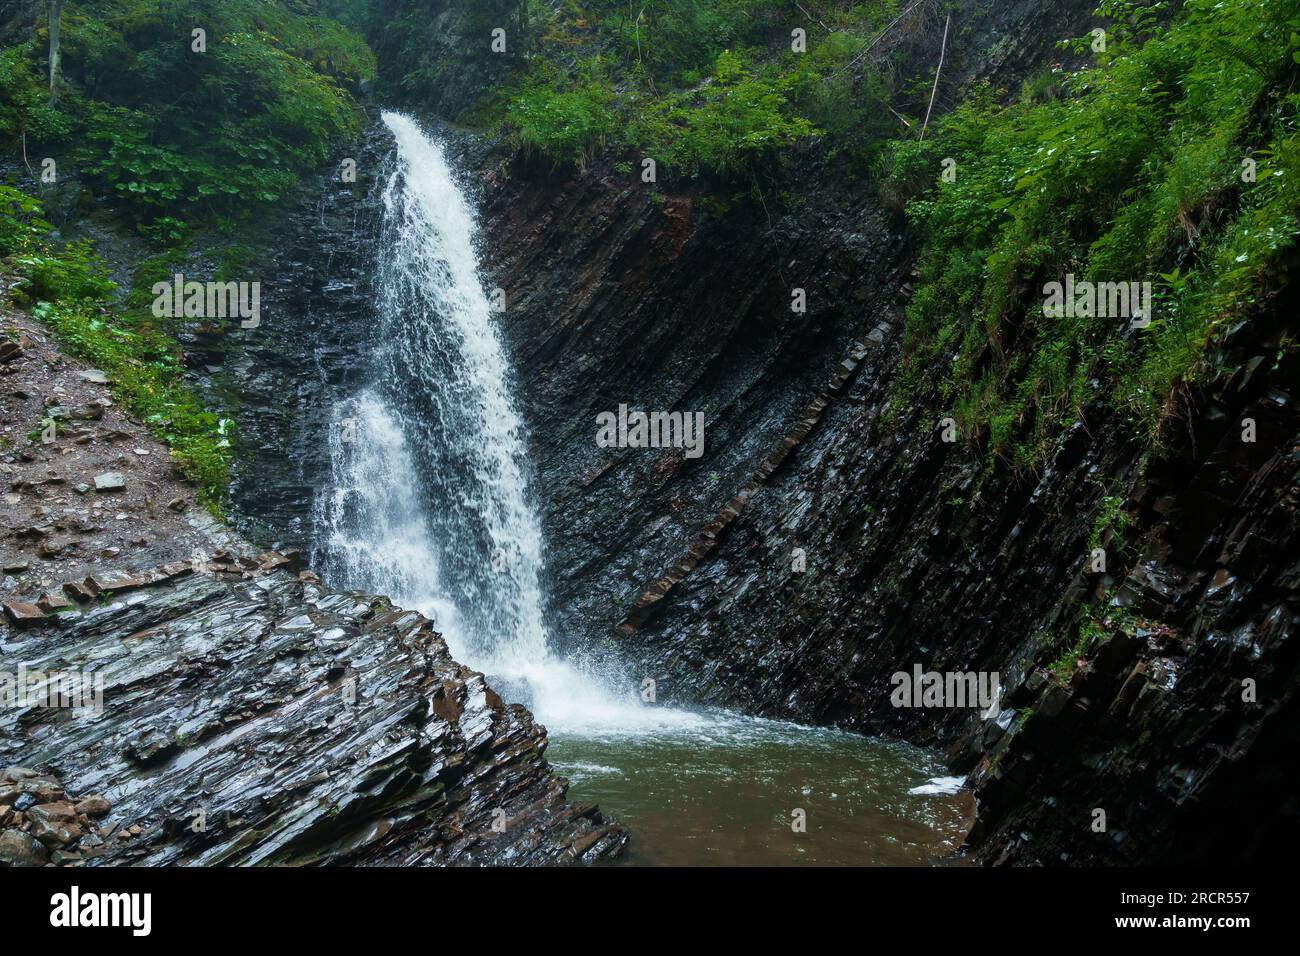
2 0 373 227
883 0 1300 468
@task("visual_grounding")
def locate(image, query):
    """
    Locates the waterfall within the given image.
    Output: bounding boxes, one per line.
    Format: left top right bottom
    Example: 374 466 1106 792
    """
316 111 699 737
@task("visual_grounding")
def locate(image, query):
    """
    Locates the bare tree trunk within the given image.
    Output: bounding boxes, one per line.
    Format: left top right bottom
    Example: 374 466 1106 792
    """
48 0 62 103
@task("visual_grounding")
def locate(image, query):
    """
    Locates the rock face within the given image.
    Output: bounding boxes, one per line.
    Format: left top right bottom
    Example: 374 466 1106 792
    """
462 2 1298 867
0 556 625 865
175 126 389 546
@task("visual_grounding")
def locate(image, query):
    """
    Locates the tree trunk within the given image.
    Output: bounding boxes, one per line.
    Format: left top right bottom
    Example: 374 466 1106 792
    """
48 0 62 103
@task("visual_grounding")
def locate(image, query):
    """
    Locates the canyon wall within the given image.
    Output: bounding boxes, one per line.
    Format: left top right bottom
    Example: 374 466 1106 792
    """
471 0 1299 864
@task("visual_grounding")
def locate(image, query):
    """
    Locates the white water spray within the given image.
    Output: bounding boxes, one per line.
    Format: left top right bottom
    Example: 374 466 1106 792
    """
316 111 700 737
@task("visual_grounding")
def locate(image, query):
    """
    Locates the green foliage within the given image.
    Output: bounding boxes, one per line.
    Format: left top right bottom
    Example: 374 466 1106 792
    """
487 2 904 176
0 186 232 508
1047 598 1139 681
0 185 47 257
506 59 618 168
1088 494 1131 554
884 0 1300 469
1 186 115 301
504 45 821 176
625 49 819 176
1 0 374 227
0 45 73 143
356 0 528 119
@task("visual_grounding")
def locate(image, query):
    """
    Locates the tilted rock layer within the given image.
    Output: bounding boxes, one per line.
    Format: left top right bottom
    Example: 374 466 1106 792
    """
467 6 1298 864
1 556 624 866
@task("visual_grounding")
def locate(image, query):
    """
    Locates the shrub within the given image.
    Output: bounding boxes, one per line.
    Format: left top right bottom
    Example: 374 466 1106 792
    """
883 0 1300 466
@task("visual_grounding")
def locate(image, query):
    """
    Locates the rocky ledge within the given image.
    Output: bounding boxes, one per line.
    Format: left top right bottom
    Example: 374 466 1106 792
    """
1 551 625 866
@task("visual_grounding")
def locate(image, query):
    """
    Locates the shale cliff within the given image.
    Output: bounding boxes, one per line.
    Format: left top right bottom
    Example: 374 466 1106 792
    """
151 0 1296 866
465 0 1299 866
2 554 625 866
5 0 1294 870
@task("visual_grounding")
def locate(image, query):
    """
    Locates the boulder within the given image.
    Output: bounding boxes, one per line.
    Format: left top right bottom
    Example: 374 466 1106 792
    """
0 829 48 867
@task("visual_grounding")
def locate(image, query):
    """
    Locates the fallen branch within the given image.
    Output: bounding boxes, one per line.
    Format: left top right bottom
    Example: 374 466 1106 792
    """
919 11 951 141
795 1 833 35
836 0 930 78
887 104 914 128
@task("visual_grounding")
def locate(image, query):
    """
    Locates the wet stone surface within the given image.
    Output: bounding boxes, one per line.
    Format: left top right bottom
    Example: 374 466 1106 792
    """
1 557 625 866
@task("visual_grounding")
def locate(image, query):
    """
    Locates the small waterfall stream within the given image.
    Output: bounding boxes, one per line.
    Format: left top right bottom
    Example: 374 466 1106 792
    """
312 111 970 863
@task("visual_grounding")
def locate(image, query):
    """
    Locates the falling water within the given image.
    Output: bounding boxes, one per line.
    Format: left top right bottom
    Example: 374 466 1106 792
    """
315 111 696 735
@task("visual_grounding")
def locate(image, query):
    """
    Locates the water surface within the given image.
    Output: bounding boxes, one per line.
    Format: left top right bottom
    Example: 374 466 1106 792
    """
547 711 973 866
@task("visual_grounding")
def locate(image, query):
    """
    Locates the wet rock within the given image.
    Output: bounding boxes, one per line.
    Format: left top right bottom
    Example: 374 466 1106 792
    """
5 560 625 866
0 828 48 867
28 802 84 847
62 581 95 603
84 569 152 596
3 601 45 626
74 795 111 817
30 818 83 848
1 772 65 807
29 801 77 823
92 472 125 492
36 592 74 613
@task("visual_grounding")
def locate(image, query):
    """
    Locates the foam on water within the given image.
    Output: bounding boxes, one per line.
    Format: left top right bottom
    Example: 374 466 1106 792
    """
909 775 968 796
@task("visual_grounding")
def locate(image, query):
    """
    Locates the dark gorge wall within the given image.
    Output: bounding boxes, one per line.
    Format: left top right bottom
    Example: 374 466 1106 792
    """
472 1 1299 865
